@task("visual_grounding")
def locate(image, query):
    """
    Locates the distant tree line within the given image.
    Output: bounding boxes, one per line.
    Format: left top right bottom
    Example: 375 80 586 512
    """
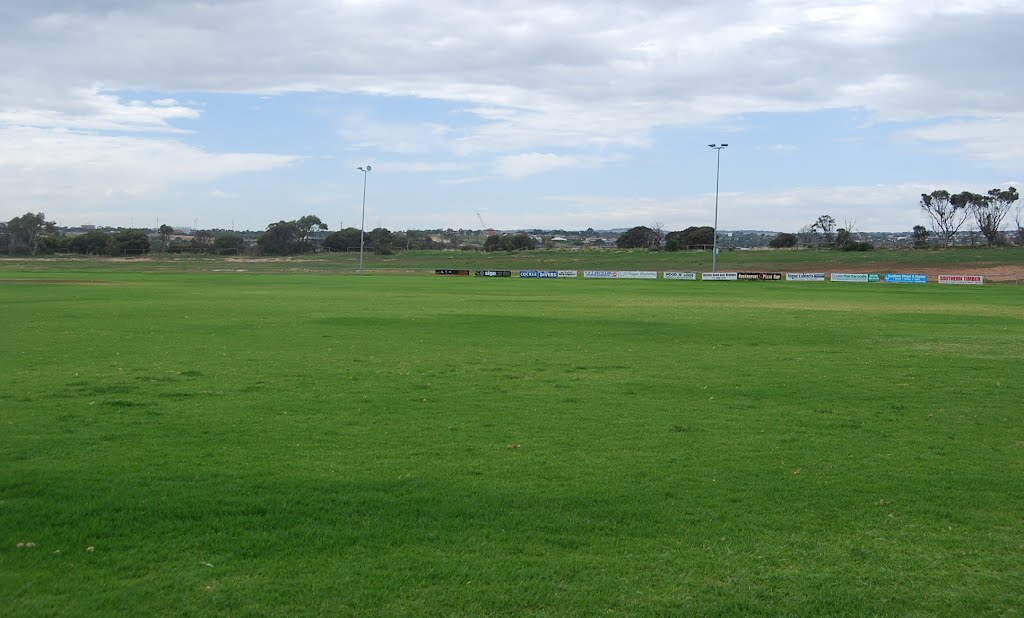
5 187 1022 257
612 217 872 252
792 215 873 251
1 213 156 256
610 185 1021 253
0 212 453 256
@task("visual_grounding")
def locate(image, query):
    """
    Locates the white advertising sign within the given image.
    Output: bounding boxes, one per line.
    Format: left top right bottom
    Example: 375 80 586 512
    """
831 273 879 282
786 272 826 282
938 274 984 285
701 272 739 281
616 270 658 279
664 271 698 280
583 270 657 279
557 270 578 278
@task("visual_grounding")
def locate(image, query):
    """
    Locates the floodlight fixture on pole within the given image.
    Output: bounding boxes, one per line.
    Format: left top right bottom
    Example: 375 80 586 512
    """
357 165 371 273
708 144 728 272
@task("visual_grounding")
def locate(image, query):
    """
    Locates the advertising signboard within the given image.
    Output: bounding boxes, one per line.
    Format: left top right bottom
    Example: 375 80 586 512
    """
701 272 739 281
663 271 698 280
475 270 512 277
830 273 880 282
435 269 470 276
884 273 928 284
557 270 579 278
518 270 559 278
616 271 658 279
938 275 984 285
738 272 783 281
583 270 656 279
786 273 826 281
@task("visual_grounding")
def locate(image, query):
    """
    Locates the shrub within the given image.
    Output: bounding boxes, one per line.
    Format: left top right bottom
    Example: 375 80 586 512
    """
768 232 798 249
664 226 713 250
484 233 536 252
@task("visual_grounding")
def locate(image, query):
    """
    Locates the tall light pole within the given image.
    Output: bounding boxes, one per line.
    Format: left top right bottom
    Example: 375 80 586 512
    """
708 144 728 272
357 165 371 273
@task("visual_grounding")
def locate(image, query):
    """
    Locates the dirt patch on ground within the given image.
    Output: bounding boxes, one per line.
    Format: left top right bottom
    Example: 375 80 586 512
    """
224 256 326 263
967 265 1024 282
842 263 1024 282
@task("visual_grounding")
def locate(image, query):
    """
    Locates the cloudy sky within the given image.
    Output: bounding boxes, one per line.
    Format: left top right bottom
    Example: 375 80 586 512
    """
1 1 1021 232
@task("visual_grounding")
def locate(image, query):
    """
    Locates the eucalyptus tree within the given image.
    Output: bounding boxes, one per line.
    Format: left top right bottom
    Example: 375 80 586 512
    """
158 224 175 251
971 187 1019 246
920 190 970 247
7 212 56 255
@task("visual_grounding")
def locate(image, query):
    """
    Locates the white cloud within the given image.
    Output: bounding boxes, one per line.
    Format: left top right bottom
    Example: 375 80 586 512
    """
340 118 458 155
901 114 1024 169
534 195 700 230
0 85 199 133
5 1 1023 155
494 153 581 178
375 161 474 174
2 1 1023 228
436 176 488 186
0 126 298 221
494 152 627 178
756 144 798 152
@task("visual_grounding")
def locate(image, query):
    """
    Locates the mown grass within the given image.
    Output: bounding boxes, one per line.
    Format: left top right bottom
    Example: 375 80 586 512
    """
2 271 1023 615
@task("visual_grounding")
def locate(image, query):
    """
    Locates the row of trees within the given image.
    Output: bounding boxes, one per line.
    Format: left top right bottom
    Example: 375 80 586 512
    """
615 217 872 252
0 211 451 256
920 187 1020 247
5 188 1021 256
0 213 155 256
255 215 329 255
613 186 1021 253
616 225 715 251
257 216 450 255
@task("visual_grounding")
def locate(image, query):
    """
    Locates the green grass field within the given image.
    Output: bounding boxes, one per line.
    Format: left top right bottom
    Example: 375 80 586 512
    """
2 263 1023 615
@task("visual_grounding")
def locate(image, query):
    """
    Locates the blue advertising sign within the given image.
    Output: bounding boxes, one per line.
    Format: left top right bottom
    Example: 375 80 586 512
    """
884 273 928 284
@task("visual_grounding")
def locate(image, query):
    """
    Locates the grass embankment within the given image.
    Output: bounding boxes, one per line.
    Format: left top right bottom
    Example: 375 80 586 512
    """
2 245 1023 277
2 272 1023 615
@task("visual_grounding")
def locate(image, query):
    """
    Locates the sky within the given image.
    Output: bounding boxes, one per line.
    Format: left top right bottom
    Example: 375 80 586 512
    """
1 1 1022 233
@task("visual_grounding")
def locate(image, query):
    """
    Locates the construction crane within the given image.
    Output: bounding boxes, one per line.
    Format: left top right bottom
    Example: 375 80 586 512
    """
476 211 488 230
